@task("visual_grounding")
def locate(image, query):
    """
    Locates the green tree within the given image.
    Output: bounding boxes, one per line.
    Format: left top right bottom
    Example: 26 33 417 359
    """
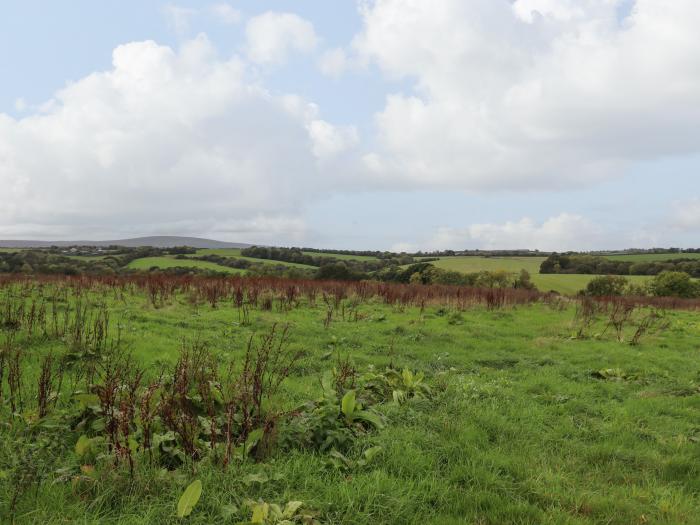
649 271 698 298
584 275 629 296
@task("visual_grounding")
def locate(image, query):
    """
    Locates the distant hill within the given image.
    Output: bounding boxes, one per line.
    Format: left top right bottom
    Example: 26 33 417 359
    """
0 236 252 249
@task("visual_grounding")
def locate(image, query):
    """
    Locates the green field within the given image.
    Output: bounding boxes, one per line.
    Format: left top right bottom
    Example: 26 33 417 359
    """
603 253 700 262
431 256 546 273
530 274 651 295
187 249 316 269
126 256 243 274
1 277 699 524
427 256 653 294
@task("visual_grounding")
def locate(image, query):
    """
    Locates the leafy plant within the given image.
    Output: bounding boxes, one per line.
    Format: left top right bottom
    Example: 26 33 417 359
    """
340 390 384 429
177 479 202 518
385 369 431 404
239 499 322 524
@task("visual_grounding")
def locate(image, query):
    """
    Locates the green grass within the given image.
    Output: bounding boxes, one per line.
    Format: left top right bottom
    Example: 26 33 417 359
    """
603 253 700 262
125 256 243 274
531 274 652 295
431 256 546 274
427 256 654 294
2 281 700 524
186 249 315 268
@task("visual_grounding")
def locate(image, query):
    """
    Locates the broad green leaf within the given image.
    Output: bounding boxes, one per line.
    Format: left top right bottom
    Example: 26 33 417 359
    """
341 390 356 417
354 410 384 429
283 501 303 518
269 503 283 518
75 435 91 457
363 446 383 462
177 479 202 518
244 428 264 456
250 502 269 523
402 368 413 386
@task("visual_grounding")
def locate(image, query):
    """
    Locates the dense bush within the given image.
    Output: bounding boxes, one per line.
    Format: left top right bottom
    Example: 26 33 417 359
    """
649 271 699 298
584 275 630 296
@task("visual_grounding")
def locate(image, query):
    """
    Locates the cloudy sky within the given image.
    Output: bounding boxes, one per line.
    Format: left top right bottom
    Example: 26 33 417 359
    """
1 0 699 251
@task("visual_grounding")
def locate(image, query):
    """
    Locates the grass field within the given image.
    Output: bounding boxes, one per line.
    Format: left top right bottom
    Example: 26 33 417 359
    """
186 249 316 269
126 256 243 274
1 277 699 524
431 256 546 274
427 256 653 294
603 253 700 262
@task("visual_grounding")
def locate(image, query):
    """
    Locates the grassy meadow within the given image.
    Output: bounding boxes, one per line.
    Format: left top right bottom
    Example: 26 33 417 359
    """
126 256 244 274
1 276 699 524
604 253 700 262
184 249 316 269
426 256 654 294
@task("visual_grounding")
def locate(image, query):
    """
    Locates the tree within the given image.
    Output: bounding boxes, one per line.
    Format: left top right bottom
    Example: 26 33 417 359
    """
649 271 698 298
584 275 629 296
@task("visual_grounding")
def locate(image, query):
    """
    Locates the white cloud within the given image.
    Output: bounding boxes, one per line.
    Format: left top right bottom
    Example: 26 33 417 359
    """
307 120 359 159
245 12 318 65
0 36 349 240
163 5 197 35
318 48 348 78
353 0 700 190
419 214 605 251
672 198 700 230
209 3 241 24
390 242 417 253
14 98 26 112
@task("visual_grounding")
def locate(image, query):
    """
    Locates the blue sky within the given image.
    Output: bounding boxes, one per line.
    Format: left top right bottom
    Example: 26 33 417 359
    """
1 1 699 250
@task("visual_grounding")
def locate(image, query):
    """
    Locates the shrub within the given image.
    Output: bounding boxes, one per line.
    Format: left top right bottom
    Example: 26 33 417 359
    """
584 275 629 296
649 271 698 298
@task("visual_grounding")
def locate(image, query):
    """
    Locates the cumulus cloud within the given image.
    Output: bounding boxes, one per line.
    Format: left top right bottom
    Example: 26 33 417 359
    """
672 198 700 230
209 3 241 25
245 12 318 65
353 0 700 190
307 120 359 159
0 35 351 240
163 5 197 35
415 214 606 251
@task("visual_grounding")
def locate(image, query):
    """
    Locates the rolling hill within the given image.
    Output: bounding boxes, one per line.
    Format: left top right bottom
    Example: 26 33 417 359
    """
0 236 251 249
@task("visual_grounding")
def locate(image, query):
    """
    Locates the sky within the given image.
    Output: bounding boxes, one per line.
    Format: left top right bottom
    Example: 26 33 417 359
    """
1 0 699 251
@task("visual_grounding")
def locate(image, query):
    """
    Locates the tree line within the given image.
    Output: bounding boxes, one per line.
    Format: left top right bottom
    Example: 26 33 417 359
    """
540 254 700 278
